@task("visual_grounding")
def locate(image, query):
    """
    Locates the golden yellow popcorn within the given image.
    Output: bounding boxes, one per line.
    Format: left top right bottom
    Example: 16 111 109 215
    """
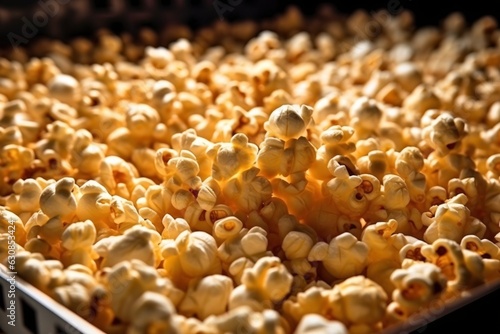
7 251 59 292
324 161 367 217
422 193 486 243
47 74 81 107
349 97 383 139
309 125 357 180
264 104 313 141
75 180 113 233
98 259 183 323
161 230 221 289
218 226 270 271
70 129 107 178
93 225 162 269
422 112 468 156
229 256 293 311
421 238 485 292
329 276 388 334
207 133 259 181
128 292 180 334
389 262 447 316
395 146 427 203
61 220 99 272
178 275 233 320
98 155 140 199
203 306 288 334
460 235 500 281
0 209 26 247
3 8 500 334
295 314 349 334
309 232 368 279
223 167 273 213
106 103 161 161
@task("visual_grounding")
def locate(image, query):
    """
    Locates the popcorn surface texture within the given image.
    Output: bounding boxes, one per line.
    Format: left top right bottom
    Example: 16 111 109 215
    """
2 5 500 334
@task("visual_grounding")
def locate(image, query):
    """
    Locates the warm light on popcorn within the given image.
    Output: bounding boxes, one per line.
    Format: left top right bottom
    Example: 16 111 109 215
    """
1 4 500 334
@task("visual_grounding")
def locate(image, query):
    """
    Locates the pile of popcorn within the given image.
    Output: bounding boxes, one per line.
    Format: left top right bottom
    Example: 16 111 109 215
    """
2 5 500 334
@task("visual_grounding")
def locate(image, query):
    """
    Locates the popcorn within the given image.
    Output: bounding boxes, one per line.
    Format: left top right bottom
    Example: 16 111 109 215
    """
295 314 348 334
93 225 162 269
421 112 468 156
324 162 368 217
99 259 183 322
308 232 368 279
229 256 293 311
218 226 270 274
389 263 447 315
128 291 180 334
4 178 43 222
76 180 113 233
264 104 313 141
3 9 500 333
421 238 485 291
223 167 273 213
382 174 411 211
47 74 81 107
70 129 107 178
106 103 161 161
61 220 99 272
422 193 486 243
460 235 500 280
0 209 27 247
207 133 259 181
362 219 411 294
329 276 388 333
161 230 221 289
178 275 233 320
349 97 383 139
203 306 288 334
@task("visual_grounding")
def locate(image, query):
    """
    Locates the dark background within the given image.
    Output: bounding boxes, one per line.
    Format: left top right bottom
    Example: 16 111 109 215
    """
1 0 500 46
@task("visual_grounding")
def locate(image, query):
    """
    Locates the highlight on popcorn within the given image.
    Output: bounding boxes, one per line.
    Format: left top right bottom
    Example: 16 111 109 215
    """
1 4 500 334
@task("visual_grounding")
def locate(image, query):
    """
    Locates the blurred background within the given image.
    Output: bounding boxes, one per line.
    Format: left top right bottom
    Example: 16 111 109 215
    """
1 0 499 48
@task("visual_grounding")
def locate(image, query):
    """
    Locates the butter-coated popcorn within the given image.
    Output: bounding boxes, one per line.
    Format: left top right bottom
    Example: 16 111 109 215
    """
349 97 383 139
460 235 500 280
98 156 138 198
382 174 411 211
421 238 484 291
264 104 313 141
207 133 258 181
0 209 27 247
223 167 273 213
329 276 388 333
128 291 179 334
309 232 368 279
70 129 107 178
179 275 233 320
2 9 500 333
94 225 161 269
99 259 183 322
161 230 221 289
422 112 468 156
245 31 281 62
229 256 292 311
295 314 349 334
218 226 269 268
324 162 367 217
390 263 447 315
4 178 43 222
203 306 288 334
61 220 99 272
422 193 486 243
